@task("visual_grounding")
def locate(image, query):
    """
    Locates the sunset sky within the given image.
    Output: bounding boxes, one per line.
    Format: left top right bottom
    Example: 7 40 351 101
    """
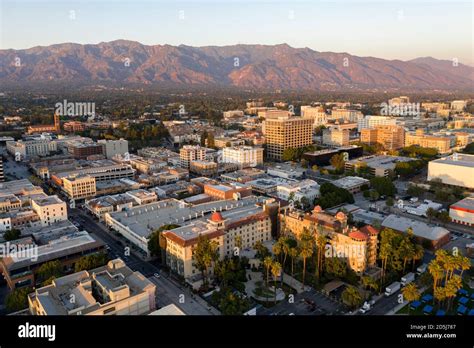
1 0 472 65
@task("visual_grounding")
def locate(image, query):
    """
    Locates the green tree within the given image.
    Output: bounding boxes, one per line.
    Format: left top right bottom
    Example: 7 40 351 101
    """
341 285 363 309
74 253 109 272
5 287 32 312
271 261 282 304
263 256 273 289
193 235 220 289
329 153 346 172
37 260 63 285
370 176 397 197
402 283 420 314
147 224 180 261
3 229 21 241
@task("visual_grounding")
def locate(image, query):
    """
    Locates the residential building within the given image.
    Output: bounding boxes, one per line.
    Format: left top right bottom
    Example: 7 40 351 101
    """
427 153 474 189
180 145 206 169
63 121 86 132
223 110 244 119
28 259 156 315
213 137 245 149
263 117 313 161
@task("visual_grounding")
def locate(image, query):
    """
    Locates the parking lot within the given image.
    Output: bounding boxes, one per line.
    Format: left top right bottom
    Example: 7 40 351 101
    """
259 289 347 316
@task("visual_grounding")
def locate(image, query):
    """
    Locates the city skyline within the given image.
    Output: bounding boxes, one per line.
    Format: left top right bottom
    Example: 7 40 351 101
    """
1 0 473 66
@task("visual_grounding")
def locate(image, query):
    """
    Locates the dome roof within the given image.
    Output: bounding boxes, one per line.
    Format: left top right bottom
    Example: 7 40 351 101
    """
210 212 224 222
313 205 323 213
348 230 369 241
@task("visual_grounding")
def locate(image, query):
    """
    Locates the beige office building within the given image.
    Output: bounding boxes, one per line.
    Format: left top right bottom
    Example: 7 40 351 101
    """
360 125 405 150
263 117 313 160
405 129 455 154
63 175 97 200
180 145 206 169
222 146 264 168
427 153 474 189
322 126 350 147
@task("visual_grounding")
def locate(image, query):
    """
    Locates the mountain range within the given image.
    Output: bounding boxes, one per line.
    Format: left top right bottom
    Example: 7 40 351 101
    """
1 40 473 91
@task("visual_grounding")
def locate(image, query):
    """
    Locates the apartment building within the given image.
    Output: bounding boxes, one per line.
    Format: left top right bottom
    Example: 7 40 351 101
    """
62 175 97 200
263 117 313 161
360 125 405 150
322 126 350 147
180 145 206 169
28 259 156 315
189 160 218 176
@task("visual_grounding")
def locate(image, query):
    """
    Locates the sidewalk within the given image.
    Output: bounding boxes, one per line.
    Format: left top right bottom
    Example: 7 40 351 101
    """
282 273 311 293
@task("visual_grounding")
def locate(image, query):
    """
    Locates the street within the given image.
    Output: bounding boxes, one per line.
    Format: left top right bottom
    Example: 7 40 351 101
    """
68 207 220 315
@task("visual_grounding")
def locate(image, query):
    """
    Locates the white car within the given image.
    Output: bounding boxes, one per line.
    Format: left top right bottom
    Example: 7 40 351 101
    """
154 273 161 278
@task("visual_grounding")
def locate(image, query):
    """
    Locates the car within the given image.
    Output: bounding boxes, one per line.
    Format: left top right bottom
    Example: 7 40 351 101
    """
154 273 161 278
288 313 295 316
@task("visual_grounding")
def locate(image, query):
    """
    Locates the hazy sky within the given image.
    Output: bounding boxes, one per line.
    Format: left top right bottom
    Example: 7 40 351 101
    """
1 0 473 65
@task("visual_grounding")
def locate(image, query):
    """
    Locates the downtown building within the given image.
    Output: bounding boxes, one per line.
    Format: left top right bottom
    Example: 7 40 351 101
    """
28 259 156 315
222 146 264 169
281 207 379 274
360 125 405 150
263 116 313 161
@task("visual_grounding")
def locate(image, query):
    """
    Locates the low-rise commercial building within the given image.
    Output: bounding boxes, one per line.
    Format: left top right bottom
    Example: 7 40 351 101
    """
62 175 97 200
222 146 264 169
449 197 474 227
427 153 474 189
28 259 155 315
31 195 67 227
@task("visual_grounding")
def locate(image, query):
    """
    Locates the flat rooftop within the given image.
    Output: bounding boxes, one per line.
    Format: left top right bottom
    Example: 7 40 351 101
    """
107 196 264 239
430 153 474 168
451 197 474 212
382 214 449 241
347 155 414 169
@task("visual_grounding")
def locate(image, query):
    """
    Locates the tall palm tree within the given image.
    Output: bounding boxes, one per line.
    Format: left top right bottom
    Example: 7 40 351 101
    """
315 234 327 279
433 286 446 307
429 260 444 294
411 244 424 271
263 256 273 289
289 247 298 277
402 283 420 314
299 241 313 290
458 255 471 278
272 242 282 264
271 261 282 304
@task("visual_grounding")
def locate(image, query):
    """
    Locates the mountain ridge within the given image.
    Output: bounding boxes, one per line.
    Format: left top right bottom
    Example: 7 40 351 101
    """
1 41 473 91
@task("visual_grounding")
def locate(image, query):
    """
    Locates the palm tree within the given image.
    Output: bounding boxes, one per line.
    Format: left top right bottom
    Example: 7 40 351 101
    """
263 256 273 289
402 283 420 314
271 261 282 304
458 255 471 278
289 247 298 277
429 260 444 294
315 234 327 279
272 242 282 264
299 240 313 290
433 286 446 307
411 244 424 272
